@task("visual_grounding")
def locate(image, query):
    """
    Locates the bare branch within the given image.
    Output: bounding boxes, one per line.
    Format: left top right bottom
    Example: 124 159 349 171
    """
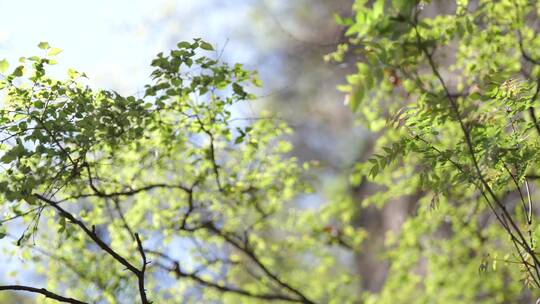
0 285 88 304
35 194 152 303
153 259 304 303
203 222 316 304
135 233 151 304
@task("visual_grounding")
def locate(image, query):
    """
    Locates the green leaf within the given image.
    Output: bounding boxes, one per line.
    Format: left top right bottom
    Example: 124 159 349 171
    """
24 196 36 205
67 68 80 79
12 65 24 77
373 0 385 16
232 83 245 96
0 223 5 239
38 41 50 50
200 41 214 51
48 47 63 56
349 84 364 112
177 41 191 49
58 217 66 234
1 152 15 164
0 59 8 73
392 0 414 14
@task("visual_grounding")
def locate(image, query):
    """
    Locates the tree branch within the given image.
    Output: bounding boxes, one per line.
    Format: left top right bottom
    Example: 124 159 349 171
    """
152 258 303 303
203 222 316 304
410 11 540 286
516 23 540 137
80 162 190 200
0 285 88 304
35 194 151 303
135 233 151 304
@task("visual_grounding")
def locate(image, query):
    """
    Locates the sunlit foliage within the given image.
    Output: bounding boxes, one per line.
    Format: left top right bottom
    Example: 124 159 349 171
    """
332 0 540 302
0 40 360 303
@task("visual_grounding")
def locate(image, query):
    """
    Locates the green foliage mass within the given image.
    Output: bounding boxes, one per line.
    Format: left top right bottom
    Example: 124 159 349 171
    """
330 0 540 302
0 39 362 303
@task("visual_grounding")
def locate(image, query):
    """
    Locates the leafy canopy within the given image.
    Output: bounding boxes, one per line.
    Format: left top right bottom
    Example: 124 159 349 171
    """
330 0 540 302
0 40 361 303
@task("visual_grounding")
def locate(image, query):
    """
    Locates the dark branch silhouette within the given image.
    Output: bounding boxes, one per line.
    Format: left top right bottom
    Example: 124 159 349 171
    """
0 285 88 304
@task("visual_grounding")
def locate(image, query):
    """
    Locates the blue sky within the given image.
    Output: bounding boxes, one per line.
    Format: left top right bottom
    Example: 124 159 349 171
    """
0 0 259 94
